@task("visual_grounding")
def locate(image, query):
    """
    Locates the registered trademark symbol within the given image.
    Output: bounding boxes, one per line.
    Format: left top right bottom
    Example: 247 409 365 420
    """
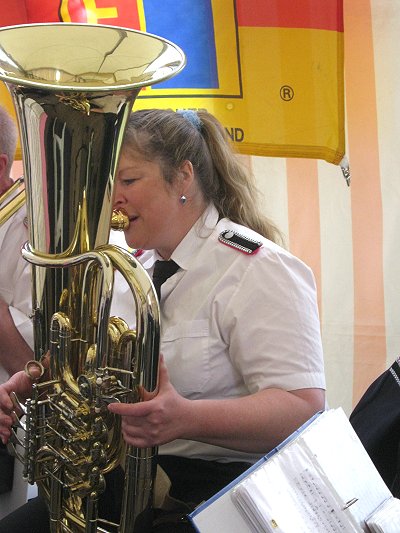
280 85 294 101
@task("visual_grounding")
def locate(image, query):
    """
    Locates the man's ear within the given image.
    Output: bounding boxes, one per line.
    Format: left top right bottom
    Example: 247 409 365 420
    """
0 154 8 180
0 154 14 196
0 154 9 191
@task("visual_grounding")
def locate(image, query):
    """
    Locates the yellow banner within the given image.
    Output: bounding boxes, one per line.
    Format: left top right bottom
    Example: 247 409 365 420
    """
132 0 345 164
0 0 345 164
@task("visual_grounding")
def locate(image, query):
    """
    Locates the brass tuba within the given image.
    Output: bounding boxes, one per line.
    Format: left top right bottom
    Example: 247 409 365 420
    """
0 23 185 532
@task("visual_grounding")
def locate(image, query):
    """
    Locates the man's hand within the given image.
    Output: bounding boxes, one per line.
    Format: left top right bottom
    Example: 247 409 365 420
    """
0 369 37 444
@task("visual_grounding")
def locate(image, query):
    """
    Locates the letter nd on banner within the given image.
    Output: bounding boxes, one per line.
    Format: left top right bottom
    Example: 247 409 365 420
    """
0 0 345 165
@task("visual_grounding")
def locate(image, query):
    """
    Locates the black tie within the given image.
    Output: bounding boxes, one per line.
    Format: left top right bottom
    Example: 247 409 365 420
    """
152 260 180 299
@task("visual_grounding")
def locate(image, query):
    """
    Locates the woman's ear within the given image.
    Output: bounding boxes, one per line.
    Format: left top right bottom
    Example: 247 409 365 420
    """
178 160 194 191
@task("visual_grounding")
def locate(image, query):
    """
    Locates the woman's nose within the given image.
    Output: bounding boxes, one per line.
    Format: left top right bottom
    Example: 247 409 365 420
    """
113 182 124 208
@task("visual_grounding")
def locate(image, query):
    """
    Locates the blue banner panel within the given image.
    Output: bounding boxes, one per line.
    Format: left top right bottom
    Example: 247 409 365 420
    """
143 0 219 89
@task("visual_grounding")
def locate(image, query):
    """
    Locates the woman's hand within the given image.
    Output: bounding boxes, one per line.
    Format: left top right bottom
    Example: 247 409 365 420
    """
107 354 190 448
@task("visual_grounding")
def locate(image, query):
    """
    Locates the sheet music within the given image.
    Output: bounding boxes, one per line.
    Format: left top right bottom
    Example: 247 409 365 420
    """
230 409 392 533
190 409 395 533
232 442 359 532
298 409 392 527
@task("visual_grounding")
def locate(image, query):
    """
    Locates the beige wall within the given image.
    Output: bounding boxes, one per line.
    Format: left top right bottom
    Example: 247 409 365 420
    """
245 0 400 415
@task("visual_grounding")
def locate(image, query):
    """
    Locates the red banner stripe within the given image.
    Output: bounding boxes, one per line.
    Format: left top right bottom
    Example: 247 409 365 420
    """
0 2 28 25
236 0 344 32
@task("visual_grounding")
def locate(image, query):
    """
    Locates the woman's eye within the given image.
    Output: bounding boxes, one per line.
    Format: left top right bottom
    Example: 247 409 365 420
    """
122 178 137 186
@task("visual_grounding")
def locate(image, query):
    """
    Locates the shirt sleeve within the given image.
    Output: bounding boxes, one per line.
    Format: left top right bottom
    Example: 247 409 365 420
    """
221 246 326 393
0 210 33 345
8 306 34 349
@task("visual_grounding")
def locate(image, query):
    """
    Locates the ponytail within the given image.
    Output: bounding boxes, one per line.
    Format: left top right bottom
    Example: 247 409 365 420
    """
197 111 282 243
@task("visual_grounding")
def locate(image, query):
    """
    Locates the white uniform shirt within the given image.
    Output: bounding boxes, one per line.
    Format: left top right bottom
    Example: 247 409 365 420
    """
111 204 325 464
0 205 33 382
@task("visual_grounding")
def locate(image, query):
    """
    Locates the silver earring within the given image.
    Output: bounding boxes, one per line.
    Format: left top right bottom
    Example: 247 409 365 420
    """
180 195 187 205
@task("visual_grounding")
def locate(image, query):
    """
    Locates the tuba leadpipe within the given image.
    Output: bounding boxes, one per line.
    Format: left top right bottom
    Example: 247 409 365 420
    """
0 22 185 533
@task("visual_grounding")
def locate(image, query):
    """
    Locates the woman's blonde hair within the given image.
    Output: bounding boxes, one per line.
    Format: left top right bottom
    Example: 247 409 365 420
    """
123 108 282 243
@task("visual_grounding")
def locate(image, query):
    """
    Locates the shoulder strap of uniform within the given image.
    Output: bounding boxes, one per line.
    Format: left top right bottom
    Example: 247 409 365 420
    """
218 230 262 255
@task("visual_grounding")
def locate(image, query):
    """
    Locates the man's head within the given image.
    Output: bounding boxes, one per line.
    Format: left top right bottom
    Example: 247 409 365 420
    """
0 105 18 195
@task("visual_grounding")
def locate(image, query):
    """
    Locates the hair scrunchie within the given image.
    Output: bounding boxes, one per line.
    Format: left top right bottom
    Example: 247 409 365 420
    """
177 109 202 132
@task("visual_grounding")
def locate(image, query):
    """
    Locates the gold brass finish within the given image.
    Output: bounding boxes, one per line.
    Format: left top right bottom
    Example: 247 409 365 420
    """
0 23 185 533
111 210 130 232
0 176 25 226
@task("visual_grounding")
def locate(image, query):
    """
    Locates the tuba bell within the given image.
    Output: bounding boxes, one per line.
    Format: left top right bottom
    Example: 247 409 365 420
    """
0 22 185 532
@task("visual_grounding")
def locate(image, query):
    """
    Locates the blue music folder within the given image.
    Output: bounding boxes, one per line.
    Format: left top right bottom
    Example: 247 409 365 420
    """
188 408 394 533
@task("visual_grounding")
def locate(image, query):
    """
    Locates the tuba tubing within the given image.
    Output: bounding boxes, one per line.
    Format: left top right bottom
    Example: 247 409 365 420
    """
0 177 25 227
0 22 185 533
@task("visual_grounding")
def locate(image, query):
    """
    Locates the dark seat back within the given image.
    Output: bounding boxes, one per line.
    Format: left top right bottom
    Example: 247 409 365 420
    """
350 357 400 496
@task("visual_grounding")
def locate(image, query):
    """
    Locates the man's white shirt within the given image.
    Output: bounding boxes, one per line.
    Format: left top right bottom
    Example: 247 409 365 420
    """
0 205 32 382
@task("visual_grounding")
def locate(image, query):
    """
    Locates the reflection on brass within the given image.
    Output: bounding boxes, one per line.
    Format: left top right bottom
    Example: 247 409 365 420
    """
0 22 185 533
56 93 91 115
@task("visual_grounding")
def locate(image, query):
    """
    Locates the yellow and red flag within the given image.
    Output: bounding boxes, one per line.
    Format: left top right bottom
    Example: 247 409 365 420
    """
0 0 344 164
